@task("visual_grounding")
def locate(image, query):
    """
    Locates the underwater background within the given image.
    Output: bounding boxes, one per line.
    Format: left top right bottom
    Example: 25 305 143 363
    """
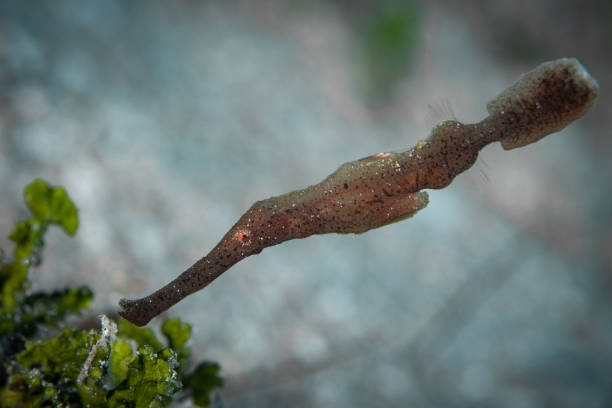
1 1 610 406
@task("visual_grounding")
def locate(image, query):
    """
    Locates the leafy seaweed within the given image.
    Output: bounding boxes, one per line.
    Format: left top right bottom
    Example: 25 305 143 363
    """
1 179 79 312
23 179 79 236
1 327 183 407
118 319 163 351
2 328 97 407
0 179 88 386
0 179 223 406
119 319 224 407
161 318 192 368
186 362 224 407
0 286 93 339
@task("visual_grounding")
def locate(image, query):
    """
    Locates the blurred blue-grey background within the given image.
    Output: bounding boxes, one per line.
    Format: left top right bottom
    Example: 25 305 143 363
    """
1 1 611 406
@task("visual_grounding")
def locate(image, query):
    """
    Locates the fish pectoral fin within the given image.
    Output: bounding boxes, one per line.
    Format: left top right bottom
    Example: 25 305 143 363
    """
353 191 429 234
382 191 429 225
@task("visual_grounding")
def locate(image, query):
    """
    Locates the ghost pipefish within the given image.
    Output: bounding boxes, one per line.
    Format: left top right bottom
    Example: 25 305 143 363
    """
119 58 598 326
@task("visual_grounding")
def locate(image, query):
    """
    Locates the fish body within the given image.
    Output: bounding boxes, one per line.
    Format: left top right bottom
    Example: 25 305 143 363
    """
119 58 598 326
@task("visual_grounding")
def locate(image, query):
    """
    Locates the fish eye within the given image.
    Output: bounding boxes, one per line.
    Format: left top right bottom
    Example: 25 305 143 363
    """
235 229 252 245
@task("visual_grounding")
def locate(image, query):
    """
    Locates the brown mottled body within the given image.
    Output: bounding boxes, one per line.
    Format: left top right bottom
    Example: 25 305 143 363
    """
119 58 598 326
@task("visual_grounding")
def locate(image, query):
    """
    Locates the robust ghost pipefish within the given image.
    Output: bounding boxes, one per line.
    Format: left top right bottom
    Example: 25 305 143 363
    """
119 58 598 326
